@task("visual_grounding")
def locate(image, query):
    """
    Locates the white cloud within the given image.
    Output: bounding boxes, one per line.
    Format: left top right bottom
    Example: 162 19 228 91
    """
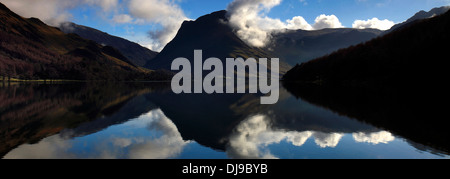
3 135 75 159
352 18 395 30
226 0 284 47
286 16 313 30
353 131 395 144
0 0 78 26
313 14 344 30
84 0 118 12
112 14 134 24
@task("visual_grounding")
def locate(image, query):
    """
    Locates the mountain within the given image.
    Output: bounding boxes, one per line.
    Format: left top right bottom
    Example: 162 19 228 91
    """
0 2 169 81
59 22 158 67
383 6 450 35
283 9 450 90
267 28 382 66
144 10 292 74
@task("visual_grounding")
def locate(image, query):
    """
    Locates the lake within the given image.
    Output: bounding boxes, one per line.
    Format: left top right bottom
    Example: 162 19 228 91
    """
0 82 448 159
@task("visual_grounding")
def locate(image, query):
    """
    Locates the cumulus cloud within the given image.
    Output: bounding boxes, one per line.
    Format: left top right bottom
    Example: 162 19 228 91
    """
0 0 77 26
3 135 74 159
226 0 284 47
0 0 121 26
313 14 344 30
127 0 189 51
352 18 395 30
353 131 395 144
286 16 313 30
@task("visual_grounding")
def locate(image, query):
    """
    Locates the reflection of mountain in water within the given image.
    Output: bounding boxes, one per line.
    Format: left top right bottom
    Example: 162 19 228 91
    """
2 82 448 158
0 82 162 157
4 109 191 159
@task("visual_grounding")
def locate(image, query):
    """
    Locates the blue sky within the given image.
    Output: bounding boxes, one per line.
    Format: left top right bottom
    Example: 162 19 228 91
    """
2 0 450 51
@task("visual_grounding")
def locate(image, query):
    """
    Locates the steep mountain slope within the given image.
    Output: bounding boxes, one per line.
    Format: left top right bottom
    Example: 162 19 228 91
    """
59 22 158 67
0 2 160 81
144 10 292 74
267 28 382 66
283 9 450 90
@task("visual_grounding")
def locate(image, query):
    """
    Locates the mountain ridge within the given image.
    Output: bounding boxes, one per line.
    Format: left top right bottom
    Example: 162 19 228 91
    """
267 28 382 66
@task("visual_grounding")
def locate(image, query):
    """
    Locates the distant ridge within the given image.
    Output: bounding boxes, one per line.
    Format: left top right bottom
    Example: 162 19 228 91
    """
59 22 158 67
383 6 450 35
267 28 382 66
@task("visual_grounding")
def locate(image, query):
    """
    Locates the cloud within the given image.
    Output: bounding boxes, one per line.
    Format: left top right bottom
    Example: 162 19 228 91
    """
286 16 313 30
0 0 122 26
3 135 75 159
313 14 344 30
127 0 189 51
0 0 78 26
84 0 118 12
352 18 395 30
226 0 284 47
112 14 134 24
353 131 395 144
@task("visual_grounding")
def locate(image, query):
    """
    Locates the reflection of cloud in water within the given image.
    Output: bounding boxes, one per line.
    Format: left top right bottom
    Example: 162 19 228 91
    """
124 109 191 159
4 109 191 159
3 135 74 159
353 131 395 145
227 115 395 159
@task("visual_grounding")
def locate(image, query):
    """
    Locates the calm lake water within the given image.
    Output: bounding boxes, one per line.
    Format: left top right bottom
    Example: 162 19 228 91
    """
0 82 448 159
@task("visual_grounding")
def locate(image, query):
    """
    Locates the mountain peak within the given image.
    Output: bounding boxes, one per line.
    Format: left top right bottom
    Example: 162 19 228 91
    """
0 2 10 11
410 6 450 22
196 10 227 22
